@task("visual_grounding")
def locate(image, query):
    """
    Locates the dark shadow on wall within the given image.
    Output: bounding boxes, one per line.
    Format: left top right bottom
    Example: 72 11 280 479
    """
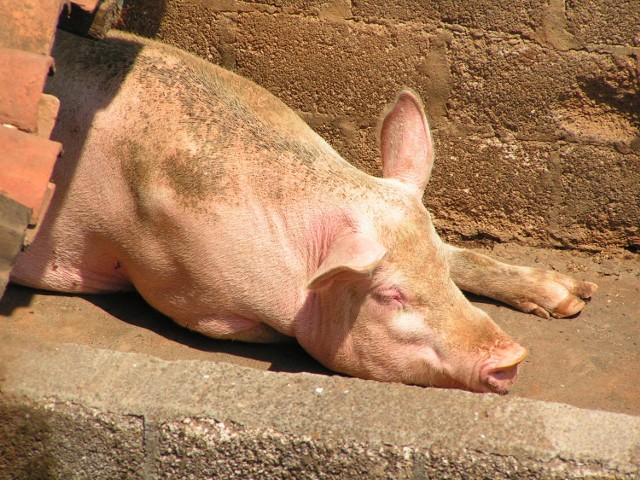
119 0 168 38
0 399 60 479
21 31 145 291
577 63 640 131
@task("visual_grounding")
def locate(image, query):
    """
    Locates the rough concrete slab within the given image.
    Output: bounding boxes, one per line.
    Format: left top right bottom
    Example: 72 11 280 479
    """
1 328 639 479
233 13 433 120
428 139 640 252
1 246 639 478
446 35 637 144
0 395 146 480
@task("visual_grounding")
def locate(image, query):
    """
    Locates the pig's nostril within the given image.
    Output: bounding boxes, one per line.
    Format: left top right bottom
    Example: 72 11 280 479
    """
487 364 519 383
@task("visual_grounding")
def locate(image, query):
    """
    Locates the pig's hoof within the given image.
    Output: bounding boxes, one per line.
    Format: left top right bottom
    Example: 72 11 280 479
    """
521 277 598 319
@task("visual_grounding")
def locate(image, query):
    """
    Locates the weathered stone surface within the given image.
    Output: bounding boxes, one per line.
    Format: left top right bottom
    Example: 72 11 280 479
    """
234 13 433 119
300 112 381 176
550 145 640 250
121 0 237 67
425 137 556 246
352 0 546 39
222 0 352 18
428 137 640 251
566 0 640 47
446 33 639 146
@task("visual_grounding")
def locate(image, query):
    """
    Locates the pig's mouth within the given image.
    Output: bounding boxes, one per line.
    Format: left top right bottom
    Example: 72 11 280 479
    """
478 346 529 393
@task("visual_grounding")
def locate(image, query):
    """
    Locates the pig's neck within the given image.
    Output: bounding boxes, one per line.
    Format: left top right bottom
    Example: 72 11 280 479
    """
286 182 385 354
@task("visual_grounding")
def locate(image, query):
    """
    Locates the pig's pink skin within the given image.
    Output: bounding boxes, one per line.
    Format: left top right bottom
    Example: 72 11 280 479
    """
13 31 531 392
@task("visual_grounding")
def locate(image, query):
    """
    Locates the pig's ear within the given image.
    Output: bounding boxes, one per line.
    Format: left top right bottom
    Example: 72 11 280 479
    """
380 89 434 195
307 233 387 290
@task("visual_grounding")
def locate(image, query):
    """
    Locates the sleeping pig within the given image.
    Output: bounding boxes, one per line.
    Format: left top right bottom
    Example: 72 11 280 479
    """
11 30 597 393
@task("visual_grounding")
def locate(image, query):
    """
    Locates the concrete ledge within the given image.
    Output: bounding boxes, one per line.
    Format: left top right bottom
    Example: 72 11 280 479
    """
1 331 638 479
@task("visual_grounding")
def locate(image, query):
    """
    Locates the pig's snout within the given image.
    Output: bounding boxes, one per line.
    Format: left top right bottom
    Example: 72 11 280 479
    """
479 345 528 393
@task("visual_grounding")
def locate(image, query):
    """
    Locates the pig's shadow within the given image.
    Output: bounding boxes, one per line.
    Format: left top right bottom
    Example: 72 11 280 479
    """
88 291 519 369
464 292 507 309
86 291 333 375
3 286 536 377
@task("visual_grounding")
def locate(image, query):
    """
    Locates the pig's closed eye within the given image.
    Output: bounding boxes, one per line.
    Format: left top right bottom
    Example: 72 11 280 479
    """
373 287 406 307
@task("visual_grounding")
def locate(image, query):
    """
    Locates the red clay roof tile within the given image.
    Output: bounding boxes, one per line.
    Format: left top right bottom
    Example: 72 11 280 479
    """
0 48 54 132
0 126 61 224
0 0 62 54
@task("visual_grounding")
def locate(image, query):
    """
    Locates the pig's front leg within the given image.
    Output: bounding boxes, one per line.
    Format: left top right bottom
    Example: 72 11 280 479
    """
444 245 598 319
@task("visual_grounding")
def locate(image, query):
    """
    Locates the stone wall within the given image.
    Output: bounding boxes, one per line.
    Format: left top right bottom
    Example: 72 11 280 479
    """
120 0 640 252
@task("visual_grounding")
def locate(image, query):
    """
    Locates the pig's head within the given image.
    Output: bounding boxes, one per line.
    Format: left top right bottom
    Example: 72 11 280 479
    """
302 90 527 393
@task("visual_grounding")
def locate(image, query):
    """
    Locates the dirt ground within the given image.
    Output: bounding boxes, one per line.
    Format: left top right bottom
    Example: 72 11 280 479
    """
1 244 638 416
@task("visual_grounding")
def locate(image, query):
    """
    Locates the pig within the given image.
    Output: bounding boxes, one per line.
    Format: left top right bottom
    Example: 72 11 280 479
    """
11 30 597 393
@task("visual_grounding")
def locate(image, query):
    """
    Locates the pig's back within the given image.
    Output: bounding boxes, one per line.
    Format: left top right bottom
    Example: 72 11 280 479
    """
12 30 375 303
49 30 368 207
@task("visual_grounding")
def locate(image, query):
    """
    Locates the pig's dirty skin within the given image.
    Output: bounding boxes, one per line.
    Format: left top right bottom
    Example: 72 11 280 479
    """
12 31 597 393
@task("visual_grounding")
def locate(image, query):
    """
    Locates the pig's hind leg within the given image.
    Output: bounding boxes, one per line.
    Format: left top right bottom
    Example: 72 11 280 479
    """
444 245 598 319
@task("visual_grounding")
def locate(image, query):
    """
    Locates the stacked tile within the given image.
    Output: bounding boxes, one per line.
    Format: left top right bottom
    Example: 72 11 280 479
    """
0 0 122 298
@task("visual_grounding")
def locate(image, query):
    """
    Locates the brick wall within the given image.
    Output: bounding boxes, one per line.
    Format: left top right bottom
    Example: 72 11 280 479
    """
121 0 640 252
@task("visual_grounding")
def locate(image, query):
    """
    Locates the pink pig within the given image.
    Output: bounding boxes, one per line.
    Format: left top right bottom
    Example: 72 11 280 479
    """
12 31 597 393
